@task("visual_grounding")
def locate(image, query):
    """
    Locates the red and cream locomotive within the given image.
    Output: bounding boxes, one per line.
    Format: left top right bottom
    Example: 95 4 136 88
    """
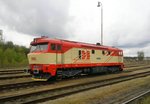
27 36 124 81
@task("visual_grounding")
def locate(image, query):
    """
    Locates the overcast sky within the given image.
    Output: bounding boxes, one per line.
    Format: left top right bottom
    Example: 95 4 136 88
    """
0 0 150 57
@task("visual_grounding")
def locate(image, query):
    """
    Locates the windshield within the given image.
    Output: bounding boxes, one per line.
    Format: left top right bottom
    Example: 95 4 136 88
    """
30 43 48 52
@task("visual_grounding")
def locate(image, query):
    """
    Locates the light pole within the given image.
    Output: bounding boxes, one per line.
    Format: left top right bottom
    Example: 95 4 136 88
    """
97 1 103 45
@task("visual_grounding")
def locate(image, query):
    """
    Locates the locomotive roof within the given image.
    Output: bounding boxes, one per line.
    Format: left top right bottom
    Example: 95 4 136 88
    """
31 37 122 51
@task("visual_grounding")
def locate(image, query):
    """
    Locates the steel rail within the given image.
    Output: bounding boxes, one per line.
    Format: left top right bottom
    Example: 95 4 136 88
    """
0 74 31 80
0 71 24 75
0 69 24 72
0 81 53 92
125 64 150 68
0 66 149 92
122 90 150 104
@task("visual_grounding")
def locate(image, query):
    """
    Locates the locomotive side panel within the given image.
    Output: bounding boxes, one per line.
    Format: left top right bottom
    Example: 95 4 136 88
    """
62 46 72 65
62 47 123 66
28 53 56 64
71 48 91 64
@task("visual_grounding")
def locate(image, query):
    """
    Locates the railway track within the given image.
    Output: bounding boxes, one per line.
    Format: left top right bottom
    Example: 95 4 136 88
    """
0 71 24 75
0 64 149 81
0 74 31 80
124 65 150 71
0 69 150 103
0 69 24 73
0 69 25 75
0 65 149 92
125 64 150 68
123 90 150 104
0 73 121 92
0 81 53 92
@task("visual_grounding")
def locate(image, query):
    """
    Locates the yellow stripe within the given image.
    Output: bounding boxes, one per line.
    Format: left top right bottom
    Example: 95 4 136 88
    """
32 78 48 81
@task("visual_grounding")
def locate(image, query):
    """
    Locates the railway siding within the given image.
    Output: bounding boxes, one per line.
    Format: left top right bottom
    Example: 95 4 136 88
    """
0 69 149 103
43 75 150 104
123 90 150 104
0 66 149 93
0 64 149 103
0 74 31 80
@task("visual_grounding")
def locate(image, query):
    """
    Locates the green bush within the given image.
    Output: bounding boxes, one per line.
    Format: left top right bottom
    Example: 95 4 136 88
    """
0 41 29 68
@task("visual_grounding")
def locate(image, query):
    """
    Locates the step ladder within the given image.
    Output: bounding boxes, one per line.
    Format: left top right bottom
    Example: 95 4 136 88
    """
56 70 63 80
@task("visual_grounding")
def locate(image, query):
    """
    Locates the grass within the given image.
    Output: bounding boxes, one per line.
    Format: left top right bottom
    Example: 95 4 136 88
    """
137 95 150 104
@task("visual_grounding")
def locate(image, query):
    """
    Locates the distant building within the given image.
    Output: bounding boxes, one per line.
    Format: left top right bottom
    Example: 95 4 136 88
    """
144 57 150 60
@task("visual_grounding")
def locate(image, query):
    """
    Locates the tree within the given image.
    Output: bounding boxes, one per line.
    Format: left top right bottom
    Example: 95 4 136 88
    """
6 41 14 48
3 57 10 67
0 48 4 67
137 51 144 61
0 41 29 68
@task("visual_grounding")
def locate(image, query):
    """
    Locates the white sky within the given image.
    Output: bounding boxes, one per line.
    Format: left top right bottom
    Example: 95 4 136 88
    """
0 0 150 57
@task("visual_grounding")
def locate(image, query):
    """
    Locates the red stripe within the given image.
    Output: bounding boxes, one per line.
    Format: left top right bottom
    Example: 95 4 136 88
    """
55 63 124 68
30 63 124 77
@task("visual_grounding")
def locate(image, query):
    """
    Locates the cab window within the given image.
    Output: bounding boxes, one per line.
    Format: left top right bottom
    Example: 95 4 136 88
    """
57 45 62 50
30 43 48 52
51 44 62 51
51 44 56 50
92 50 95 54
102 50 105 55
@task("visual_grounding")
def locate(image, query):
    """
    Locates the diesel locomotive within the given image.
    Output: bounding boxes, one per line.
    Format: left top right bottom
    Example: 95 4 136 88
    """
27 36 124 81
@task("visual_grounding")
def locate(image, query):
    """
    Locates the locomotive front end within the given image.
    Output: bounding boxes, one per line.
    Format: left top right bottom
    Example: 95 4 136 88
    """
27 37 56 81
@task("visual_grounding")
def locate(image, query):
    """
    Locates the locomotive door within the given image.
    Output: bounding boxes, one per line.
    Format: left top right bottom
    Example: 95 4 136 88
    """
51 43 62 65
118 56 121 63
118 51 122 63
56 44 62 65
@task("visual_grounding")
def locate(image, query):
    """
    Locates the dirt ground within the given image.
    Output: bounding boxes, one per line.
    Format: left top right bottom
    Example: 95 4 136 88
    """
43 75 150 104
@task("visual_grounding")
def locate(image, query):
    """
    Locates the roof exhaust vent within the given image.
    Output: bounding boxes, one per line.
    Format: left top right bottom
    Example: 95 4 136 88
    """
41 36 48 38
96 43 101 46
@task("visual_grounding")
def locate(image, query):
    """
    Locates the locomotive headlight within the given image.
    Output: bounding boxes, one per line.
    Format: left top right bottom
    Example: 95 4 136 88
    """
33 65 42 74
33 69 39 74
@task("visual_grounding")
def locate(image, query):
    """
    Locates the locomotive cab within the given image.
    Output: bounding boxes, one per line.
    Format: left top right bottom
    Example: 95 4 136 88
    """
28 37 59 81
